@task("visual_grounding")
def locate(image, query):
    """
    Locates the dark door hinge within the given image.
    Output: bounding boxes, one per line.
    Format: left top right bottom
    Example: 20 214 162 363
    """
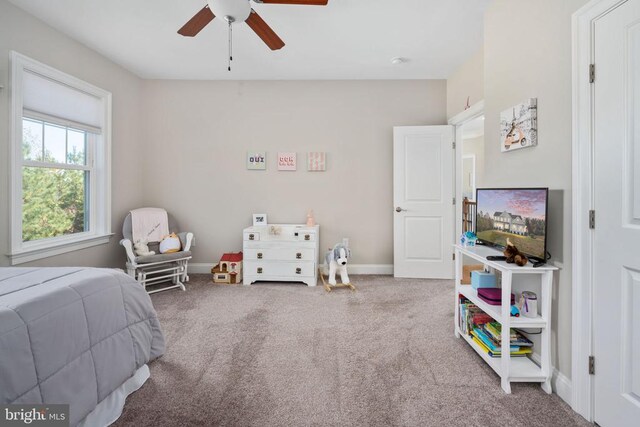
589 64 595 83
589 355 595 375
452 141 456 149
452 253 456 261
589 210 595 229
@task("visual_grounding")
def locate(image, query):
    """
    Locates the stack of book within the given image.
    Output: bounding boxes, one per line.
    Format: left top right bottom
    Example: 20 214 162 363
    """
459 296 534 358
470 322 533 357
459 296 493 334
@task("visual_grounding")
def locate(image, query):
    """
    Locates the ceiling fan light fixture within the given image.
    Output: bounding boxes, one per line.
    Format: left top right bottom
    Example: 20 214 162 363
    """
209 0 251 23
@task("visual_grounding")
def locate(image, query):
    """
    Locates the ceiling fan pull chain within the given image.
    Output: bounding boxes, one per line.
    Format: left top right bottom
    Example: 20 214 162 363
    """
228 19 233 72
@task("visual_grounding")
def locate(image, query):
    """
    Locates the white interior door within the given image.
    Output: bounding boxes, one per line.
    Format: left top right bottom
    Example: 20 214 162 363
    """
393 125 454 279
593 1 640 425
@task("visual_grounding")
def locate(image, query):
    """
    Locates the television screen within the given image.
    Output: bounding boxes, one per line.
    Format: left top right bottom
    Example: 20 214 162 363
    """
475 188 548 261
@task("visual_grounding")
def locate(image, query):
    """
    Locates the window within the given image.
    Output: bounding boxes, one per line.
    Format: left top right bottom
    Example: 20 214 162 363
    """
10 52 112 264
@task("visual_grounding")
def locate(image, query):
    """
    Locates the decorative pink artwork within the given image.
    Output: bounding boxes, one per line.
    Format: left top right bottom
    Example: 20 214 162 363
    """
277 152 297 171
307 152 326 171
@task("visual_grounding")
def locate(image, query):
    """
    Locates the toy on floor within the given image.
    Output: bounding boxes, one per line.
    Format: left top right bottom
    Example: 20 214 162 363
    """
211 252 243 284
503 238 528 266
133 239 155 256
320 241 356 292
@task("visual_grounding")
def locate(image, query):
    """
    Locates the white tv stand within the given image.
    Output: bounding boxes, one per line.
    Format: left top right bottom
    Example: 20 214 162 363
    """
453 244 558 394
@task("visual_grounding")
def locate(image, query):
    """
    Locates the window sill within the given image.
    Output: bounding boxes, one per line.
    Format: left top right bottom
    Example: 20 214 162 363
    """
8 233 113 265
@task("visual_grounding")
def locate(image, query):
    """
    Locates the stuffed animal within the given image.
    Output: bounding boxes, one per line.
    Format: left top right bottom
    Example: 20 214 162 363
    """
159 233 181 254
503 238 528 266
325 243 351 285
133 239 155 257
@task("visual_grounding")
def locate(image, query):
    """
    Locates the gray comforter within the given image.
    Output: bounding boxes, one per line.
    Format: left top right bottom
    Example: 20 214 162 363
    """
0 267 165 426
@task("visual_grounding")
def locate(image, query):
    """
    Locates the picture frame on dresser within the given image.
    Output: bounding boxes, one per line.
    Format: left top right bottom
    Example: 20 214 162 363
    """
253 214 267 226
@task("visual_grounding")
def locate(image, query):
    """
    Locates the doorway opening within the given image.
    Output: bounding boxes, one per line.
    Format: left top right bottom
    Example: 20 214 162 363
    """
449 101 484 240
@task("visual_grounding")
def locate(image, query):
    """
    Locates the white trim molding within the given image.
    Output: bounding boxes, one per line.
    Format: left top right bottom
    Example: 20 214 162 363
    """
530 353 572 405
448 100 485 241
571 0 628 421
8 51 112 264
189 263 394 276
553 368 573 407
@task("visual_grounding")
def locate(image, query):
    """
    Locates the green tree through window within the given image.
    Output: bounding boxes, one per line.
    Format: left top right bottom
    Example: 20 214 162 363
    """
22 119 88 242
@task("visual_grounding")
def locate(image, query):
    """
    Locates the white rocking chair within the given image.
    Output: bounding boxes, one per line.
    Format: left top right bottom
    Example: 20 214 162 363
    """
119 210 194 294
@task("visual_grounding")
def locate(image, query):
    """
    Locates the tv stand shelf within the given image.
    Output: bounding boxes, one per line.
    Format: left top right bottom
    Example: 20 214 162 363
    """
454 244 558 394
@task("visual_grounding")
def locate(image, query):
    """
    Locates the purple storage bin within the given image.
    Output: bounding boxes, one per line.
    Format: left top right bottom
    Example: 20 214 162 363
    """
477 288 515 306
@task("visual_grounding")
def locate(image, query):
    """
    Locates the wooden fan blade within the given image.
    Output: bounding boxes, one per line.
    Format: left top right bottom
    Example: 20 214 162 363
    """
246 10 285 50
257 0 328 4
178 5 215 37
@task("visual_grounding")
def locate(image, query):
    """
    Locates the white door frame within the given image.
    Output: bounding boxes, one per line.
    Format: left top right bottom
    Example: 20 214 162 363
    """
462 154 477 201
448 100 484 240
572 0 629 421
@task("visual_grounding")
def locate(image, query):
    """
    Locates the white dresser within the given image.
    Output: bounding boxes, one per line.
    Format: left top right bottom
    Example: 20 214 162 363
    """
243 224 320 287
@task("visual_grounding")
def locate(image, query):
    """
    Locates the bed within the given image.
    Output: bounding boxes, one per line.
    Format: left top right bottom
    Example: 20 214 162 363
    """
0 267 165 426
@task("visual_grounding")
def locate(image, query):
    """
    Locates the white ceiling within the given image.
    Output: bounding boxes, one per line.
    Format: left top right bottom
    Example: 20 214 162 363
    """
8 0 490 80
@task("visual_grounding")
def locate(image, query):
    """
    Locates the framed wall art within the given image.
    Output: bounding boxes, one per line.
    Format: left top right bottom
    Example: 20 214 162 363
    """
500 98 537 152
247 152 266 170
307 152 326 171
277 152 297 171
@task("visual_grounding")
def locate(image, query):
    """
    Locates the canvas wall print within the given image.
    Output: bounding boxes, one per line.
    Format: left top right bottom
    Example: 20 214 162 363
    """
500 98 537 152
476 189 547 259
307 152 326 171
247 152 266 170
278 152 297 171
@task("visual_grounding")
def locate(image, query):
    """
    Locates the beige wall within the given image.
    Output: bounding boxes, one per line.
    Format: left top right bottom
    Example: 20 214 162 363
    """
447 48 484 119
141 80 447 265
482 0 588 379
0 0 144 267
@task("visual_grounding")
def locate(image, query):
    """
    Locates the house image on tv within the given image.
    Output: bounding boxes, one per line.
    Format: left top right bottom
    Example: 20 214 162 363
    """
492 211 528 235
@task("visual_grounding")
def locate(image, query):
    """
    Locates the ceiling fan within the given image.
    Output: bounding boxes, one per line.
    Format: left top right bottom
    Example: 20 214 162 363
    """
178 0 329 59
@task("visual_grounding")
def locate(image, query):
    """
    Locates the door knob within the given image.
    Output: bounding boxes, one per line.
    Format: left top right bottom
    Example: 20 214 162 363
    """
395 207 406 212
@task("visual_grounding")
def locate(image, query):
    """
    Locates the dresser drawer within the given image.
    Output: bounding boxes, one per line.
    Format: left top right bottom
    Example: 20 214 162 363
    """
243 228 316 242
243 231 260 241
245 261 315 277
245 248 315 262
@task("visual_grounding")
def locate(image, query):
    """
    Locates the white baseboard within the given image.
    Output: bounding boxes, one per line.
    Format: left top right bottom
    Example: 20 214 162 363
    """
338 264 393 275
530 353 572 405
188 263 393 275
188 263 215 274
552 368 572 406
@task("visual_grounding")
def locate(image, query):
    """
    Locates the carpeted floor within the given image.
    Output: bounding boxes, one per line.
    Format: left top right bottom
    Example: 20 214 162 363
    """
114 275 590 427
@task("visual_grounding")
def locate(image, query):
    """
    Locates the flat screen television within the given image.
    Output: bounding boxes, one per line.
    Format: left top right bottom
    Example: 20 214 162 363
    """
475 188 549 261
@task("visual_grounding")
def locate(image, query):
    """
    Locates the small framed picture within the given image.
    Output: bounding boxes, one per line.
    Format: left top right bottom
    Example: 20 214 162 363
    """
307 152 326 171
247 152 266 170
253 214 267 226
277 152 297 171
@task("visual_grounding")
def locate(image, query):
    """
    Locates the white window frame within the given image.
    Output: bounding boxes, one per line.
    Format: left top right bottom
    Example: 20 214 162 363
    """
9 51 112 264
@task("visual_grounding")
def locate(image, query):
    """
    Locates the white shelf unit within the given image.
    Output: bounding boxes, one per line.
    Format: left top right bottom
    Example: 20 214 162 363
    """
454 244 558 394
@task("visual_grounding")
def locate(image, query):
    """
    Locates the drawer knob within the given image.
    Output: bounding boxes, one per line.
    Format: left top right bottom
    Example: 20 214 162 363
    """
257 252 263 259
304 234 310 241
257 267 263 274
296 252 302 259
249 234 255 240
295 267 302 274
